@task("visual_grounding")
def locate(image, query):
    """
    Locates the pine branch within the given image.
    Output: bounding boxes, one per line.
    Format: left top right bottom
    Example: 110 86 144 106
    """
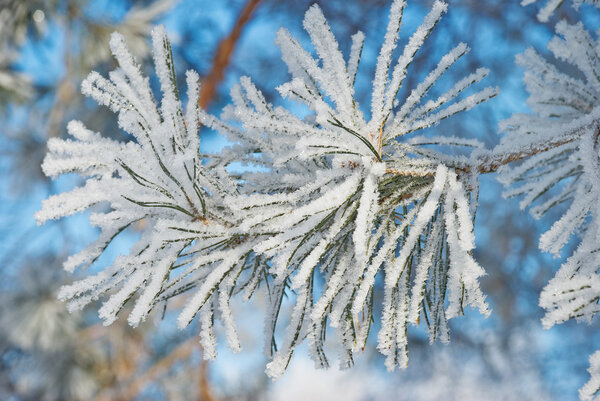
470 125 597 175
385 122 596 178
38 0 498 380
198 0 262 109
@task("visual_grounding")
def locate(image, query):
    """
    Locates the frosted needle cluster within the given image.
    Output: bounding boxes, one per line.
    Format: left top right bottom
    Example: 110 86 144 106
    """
498 20 600 401
37 0 498 378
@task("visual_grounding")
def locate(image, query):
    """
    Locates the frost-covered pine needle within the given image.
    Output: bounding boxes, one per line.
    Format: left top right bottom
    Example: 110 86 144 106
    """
38 0 496 379
498 20 600 400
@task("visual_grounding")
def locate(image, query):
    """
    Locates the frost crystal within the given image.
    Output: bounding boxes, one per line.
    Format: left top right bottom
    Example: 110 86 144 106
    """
498 20 600 400
38 0 497 378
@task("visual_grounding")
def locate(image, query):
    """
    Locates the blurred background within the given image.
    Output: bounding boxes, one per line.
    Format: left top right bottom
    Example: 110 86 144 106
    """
1 0 600 400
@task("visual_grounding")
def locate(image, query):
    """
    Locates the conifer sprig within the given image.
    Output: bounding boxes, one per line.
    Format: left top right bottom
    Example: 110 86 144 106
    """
38 0 498 379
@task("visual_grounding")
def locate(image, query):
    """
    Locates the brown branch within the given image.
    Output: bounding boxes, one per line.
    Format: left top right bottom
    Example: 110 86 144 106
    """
93 338 198 401
466 137 577 175
380 130 589 209
463 123 597 175
198 0 262 109
385 135 581 179
198 358 215 401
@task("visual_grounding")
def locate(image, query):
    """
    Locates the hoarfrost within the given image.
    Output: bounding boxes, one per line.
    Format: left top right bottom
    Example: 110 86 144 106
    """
38 0 496 379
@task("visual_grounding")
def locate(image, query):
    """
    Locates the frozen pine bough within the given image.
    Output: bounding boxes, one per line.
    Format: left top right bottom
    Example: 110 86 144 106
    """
225 0 497 375
36 0 498 378
35 27 252 358
497 20 600 401
522 0 600 22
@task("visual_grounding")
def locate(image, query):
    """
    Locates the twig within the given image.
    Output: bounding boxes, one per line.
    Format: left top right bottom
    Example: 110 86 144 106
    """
385 130 588 178
467 137 577 175
198 0 262 109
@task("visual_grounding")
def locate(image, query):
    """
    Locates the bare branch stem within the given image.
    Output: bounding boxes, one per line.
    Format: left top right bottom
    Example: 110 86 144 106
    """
198 0 262 109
